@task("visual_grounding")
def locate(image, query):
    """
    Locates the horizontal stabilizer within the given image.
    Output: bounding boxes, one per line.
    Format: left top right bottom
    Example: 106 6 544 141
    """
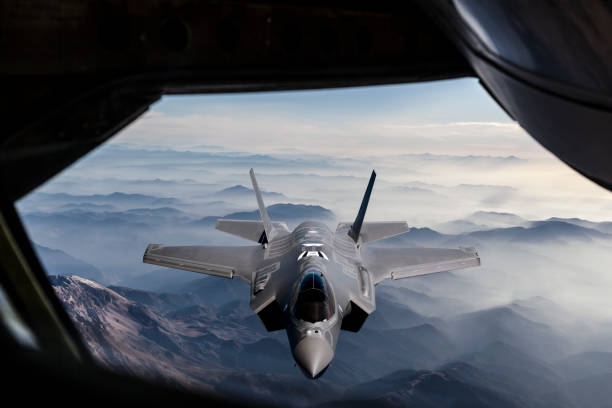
216 219 290 243
336 221 410 244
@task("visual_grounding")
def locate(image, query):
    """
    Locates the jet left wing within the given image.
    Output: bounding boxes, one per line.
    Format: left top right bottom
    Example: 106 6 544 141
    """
143 244 263 282
363 247 480 284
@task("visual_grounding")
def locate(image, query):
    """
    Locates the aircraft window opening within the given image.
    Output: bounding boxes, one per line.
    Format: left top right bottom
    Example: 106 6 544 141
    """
10 66 530 389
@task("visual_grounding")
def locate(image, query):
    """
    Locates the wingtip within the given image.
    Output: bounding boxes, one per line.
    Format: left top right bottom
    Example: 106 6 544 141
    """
143 243 162 263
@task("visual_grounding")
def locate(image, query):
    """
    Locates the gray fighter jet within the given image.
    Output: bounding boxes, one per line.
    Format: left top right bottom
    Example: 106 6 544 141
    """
143 169 480 378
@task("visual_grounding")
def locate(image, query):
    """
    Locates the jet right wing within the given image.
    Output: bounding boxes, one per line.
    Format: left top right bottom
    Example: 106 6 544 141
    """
143 244 263 283
363 247 480 285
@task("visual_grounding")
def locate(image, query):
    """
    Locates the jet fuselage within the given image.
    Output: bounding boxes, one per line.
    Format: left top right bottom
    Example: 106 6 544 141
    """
276 221 348 378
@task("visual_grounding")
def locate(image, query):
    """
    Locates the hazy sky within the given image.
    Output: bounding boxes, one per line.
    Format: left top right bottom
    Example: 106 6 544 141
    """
103 77 612 222
116 78 534 157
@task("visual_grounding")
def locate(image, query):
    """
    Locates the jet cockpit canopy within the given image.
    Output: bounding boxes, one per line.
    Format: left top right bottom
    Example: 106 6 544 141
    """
294 271 333 323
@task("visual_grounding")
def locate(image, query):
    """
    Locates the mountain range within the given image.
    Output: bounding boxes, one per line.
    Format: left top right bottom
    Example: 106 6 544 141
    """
34 244 105 283
22 191 612 288
18 185 612 406
211 185 287 200
49 274 612 408
196 203 336 226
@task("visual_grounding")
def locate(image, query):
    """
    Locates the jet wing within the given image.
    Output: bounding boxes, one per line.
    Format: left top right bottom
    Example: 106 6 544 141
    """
143 244 263 283
363 247 480 284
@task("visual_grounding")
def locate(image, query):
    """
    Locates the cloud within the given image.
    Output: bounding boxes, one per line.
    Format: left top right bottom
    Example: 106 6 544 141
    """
33 142 612 225
382 121 521 130
112 107 539 160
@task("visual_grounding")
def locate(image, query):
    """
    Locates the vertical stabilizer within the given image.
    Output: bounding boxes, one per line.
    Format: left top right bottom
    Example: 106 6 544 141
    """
249 168 277 243
348 170 376 242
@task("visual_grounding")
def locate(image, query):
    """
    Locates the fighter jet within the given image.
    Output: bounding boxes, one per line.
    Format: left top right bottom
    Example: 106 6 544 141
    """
143 169 480 378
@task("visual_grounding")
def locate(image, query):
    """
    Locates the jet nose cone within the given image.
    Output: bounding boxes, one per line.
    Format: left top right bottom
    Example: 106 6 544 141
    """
293 335 333 379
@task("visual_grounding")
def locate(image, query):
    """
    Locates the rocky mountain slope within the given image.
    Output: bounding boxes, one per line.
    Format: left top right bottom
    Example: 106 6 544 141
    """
50 273 612 407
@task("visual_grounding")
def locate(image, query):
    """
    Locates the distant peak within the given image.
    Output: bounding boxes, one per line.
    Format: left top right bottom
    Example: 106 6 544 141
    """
51 274 106 290
215 184 284 197
223 184 251 192
472 210 517 217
